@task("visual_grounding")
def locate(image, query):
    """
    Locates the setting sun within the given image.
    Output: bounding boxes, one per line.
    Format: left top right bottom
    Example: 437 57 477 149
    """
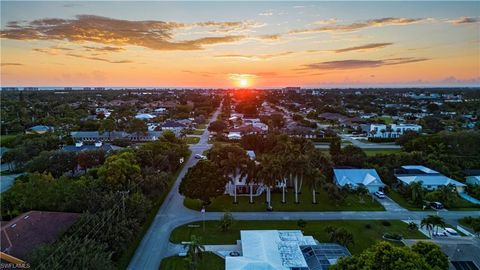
239 78 248 88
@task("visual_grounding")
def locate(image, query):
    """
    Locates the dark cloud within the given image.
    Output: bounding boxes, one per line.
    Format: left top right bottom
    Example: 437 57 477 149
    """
1 63 23 66
448 17 480 24
303 57 429 70
290 17 425 34
334 42 393 53
1 15 247 50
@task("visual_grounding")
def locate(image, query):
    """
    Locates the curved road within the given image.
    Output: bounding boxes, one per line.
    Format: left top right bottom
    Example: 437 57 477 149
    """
128 105 479 270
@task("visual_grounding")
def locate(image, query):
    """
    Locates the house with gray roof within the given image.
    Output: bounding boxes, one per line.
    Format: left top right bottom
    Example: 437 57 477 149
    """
394 165 466 193
26 125 54 134
62 141 120 153
70 130 167 142
333 168 385 193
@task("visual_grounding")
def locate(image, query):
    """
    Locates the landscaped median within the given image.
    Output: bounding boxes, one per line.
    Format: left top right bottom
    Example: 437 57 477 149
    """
169 220 427 255
184 188 385 212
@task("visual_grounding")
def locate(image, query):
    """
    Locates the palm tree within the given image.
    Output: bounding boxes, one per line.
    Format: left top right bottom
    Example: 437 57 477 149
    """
246 159 259 204
429 215 446 235
438 185 455 208
410 181 425 207
421 216 435 237
259 158 276 210
407 222 418 231
185 235 205 270
306 168 324 204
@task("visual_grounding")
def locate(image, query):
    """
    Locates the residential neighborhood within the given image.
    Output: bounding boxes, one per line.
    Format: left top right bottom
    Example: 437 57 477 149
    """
2 0 480 268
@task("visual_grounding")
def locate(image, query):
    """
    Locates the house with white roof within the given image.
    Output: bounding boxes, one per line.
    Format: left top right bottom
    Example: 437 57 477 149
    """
394 165 466 193
135 113 155 120
361 123 421 138
333 169 385 193
226 230 350 270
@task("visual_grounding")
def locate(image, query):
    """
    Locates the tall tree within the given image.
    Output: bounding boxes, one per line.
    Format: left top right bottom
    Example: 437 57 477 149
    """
331 242 447 270
179 160 227 205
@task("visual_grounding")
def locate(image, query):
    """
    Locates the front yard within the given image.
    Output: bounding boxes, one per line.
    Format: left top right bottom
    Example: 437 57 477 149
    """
183 136 200 144
184 187 384 212
388 190 479 211
170 220 427 255
159 252 224 270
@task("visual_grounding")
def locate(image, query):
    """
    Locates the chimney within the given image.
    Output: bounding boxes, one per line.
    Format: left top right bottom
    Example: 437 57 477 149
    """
75 141 83 148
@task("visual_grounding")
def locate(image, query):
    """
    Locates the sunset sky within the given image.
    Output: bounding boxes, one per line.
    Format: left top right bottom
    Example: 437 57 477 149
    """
1 1 479 88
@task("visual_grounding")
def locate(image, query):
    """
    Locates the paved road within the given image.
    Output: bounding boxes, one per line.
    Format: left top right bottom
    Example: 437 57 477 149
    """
128 105 221 270
339 134 401 149
129 105 479 270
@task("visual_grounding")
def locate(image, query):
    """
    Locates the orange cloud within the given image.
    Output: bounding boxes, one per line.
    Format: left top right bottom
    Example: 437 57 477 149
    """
448 17 480 24
214 51 293 60
1 15 248 51
290 17 426 34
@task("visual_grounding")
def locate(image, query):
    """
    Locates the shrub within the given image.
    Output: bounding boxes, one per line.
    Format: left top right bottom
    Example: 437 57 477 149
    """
383 233 403 240
381 220 391 226
365 224 372 229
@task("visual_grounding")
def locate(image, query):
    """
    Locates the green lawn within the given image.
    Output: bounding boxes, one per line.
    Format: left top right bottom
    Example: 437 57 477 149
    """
197 124 207 130
170 220 427 255
117 154 191 269
0 134 18 146
363 148 402 156
192 129 205 135
388 190 479 211
184 188 384 212
388 190 422 210
183 137 200 144
160 252 224 270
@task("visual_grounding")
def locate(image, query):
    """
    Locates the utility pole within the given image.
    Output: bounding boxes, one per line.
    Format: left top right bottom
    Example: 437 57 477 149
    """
118 190 130 218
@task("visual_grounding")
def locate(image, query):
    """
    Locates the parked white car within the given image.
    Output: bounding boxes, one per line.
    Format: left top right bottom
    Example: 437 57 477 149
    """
374 191 386 199
445 228 459 236
194 154 207 160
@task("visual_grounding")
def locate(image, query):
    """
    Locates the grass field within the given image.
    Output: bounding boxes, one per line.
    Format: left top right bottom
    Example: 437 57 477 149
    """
170 220 427 255
0 134 18 147
183 137 200 144
117 154 191 269
160 252 224 270
197 124 207 130
184 187 384 212
192 129 205 135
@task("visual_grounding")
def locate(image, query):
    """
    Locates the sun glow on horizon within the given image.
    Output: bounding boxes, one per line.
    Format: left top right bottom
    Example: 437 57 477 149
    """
239 78 248 87
230 73 255 88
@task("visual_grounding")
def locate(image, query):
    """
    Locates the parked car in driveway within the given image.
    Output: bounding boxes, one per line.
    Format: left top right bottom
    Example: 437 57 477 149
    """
374 191 386 199
445 228 459 236
194 154 207 160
